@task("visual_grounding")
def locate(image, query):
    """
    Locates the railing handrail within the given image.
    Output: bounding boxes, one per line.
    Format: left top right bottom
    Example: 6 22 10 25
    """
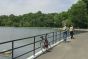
0 31 61 59
0 31 56 45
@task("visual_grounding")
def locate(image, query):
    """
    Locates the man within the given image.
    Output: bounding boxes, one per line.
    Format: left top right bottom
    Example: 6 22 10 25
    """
69 25 74 39
62 25 68 42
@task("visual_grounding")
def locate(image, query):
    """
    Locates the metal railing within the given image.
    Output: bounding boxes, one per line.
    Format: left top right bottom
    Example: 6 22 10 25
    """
0 31 63 59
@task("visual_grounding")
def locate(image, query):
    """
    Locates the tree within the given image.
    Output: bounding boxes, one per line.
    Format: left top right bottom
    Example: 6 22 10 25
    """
68 0 88 28
82 0 88 13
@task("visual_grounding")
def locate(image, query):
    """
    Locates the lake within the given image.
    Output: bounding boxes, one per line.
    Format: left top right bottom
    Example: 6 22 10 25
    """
0 27 58 59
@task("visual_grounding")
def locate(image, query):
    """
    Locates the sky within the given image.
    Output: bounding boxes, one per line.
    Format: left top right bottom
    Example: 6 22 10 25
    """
0 0 78 15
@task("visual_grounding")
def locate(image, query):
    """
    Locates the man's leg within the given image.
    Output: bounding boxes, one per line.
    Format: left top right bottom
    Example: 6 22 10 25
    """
63 32 67 42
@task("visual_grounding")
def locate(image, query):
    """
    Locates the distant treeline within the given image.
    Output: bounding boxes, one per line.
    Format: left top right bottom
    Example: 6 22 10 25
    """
0 0 88 28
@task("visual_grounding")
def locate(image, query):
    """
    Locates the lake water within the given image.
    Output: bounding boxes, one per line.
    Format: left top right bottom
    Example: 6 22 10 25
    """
0 27 58 59
0 27 57 42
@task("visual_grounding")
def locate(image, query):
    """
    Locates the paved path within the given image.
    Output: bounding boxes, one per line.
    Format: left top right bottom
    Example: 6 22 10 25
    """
37 32 88 59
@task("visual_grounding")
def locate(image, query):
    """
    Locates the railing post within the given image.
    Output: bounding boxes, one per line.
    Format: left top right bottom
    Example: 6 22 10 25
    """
60 31 61 40
12 41 14 59
55 32 57 42
33 36 35 59
53 32 54 44
46 33 48 40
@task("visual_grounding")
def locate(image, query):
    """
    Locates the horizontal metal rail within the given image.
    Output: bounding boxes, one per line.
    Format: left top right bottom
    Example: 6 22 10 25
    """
0 31 64 59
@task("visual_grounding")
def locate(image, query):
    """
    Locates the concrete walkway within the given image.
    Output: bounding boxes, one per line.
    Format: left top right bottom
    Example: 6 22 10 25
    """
37 32 88 59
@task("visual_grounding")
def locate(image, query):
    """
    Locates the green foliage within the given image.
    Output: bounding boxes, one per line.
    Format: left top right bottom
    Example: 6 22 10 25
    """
54 12 68 27
82 0 88 13
0 0 88 28
68 0 88 28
